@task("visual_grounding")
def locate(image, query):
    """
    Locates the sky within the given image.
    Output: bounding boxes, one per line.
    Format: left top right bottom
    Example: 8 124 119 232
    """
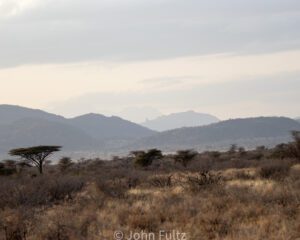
0 0 300 122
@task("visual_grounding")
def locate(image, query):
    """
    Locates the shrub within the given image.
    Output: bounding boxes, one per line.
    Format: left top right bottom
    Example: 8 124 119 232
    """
96 178 128 199
256 146 266 152
228 144 237 154
238 147 247 157
174 150 197 167
0 208 32 240
0 168 16 176
3 160 17 169
0 176 85 209
133 149 163 168
289 131 300 161
47 176 85 202
271 143 293 159
186 171 222 192
259 163 291 180
58 157 73 172
149 175 173 188
0 160 17 176
208 151 221 159
247 151 264 160
271 132 300 160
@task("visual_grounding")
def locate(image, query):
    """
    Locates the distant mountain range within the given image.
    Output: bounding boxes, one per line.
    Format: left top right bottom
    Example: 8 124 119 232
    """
133 117 300 152
0 105 299 157
0 105 155 156
141 111 219 131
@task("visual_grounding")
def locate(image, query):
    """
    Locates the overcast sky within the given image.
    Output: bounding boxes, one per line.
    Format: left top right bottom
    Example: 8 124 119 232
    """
0 0 300 122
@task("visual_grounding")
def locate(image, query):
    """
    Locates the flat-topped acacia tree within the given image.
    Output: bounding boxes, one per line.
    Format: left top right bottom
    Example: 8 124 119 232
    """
9 146 62 174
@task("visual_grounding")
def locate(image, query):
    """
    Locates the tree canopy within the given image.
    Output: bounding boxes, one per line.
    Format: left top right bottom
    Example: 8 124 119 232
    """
174 150 197 167
9 146 62 174
132 149 163 167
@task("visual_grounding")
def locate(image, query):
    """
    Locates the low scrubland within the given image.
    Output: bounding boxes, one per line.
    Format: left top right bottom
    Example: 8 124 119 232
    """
0 139 300 240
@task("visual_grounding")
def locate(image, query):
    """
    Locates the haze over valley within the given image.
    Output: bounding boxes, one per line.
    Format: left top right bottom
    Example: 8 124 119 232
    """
0 104 299 159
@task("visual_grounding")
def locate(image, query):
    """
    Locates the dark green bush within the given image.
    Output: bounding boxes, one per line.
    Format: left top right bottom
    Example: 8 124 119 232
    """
174 150 197 167
58 157 73 172
133 149 163 168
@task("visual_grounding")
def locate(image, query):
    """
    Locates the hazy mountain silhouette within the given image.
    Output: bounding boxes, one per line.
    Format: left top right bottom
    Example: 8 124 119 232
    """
69 113 156 140
0 105 299 156
0 105 65 125
141 111 219 131
133 117 300 151
0 105 155 155
0 118 98 153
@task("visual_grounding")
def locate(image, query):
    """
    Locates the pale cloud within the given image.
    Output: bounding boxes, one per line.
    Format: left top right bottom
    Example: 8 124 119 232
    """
0 0 39 18
44 71 300 122
0 0 300 67
0 0 299 119
1 50 299 110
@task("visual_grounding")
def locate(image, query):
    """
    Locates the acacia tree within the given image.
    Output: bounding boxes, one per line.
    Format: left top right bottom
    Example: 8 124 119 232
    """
131 149 163 168
9 146 61 174
174 150 197 168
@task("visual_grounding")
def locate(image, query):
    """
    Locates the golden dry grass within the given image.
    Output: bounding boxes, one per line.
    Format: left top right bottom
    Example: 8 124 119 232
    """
1 156 300 239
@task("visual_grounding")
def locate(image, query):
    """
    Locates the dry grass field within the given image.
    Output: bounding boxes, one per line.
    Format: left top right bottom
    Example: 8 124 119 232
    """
0 143 300 240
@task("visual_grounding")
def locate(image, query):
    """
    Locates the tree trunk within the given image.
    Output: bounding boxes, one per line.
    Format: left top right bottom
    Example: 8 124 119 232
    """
38 162 43 174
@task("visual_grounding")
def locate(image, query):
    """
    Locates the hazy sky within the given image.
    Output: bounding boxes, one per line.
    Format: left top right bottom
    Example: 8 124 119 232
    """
0 0 300 122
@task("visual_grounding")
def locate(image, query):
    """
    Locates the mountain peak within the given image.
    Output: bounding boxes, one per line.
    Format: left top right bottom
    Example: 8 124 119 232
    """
141 111 219 131
0 104 65 125
73 113 106 119
69 112 155 140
